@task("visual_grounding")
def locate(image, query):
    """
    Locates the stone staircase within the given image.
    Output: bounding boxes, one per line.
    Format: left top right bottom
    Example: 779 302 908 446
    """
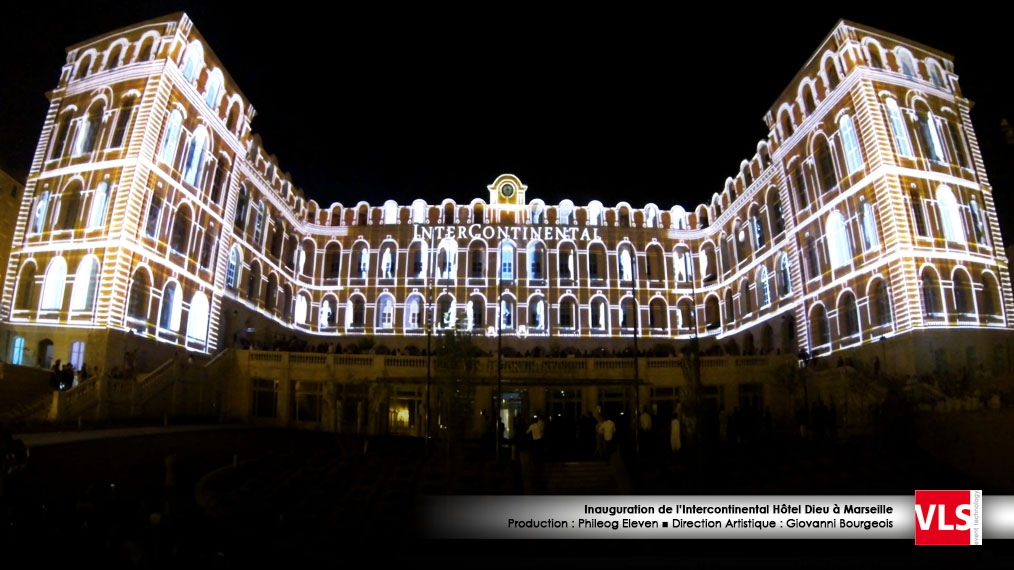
0 363 54 426
534 461 618 494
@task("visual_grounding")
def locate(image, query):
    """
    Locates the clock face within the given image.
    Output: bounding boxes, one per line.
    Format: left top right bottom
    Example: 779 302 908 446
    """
501 183 515 199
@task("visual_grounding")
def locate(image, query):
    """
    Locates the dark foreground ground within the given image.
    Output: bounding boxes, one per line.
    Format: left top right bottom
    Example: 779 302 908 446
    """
1 410 1013 567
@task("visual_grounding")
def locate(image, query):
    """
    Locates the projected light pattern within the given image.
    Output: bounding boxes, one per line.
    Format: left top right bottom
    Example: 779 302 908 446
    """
1 14 1010 368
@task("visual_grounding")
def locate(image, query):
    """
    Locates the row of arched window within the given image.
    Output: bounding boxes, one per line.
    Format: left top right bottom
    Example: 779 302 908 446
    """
29 178 111 236
71 31 159 82
48 95 138 162
13 256 101 315
124 268 210 346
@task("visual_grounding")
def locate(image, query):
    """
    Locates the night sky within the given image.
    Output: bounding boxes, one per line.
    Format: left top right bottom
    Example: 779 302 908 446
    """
3 4 1013 236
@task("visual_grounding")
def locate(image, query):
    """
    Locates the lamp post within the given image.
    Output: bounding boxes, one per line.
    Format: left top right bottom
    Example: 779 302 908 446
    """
425 283 432 452
496 278 503 461
631 277 640 458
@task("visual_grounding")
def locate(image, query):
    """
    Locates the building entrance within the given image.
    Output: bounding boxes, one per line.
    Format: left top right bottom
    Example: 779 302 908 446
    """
497 390 528 443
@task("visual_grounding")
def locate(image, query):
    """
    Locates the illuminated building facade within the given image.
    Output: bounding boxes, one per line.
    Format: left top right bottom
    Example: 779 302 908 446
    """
2 14 1012 430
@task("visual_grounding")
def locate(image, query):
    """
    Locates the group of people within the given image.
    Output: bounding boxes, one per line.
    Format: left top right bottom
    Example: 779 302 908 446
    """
49 359 86 391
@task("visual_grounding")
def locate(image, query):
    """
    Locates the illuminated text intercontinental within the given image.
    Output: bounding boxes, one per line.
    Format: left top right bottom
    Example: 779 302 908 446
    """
3 14 1011 435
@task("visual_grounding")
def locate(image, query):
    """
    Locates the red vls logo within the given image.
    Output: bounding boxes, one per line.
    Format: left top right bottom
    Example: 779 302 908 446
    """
914 490 982 545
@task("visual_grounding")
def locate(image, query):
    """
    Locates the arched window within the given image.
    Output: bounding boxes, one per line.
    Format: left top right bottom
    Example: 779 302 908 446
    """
802 87 816 114
619 247 634 281
839 115 864 174
246 261 261 301
969 198 987 245
468 296 485 329
182 126 208 186
377 295 395 329
739 280 752 317
411 200 427 225
778 255 791 297
498 298 515 330
791 164 808 209
916 105 944 162
436 295 455 330
500 241 515 281
57 183 82 231
354 244 369 279
318 294 338 326
264 274 278 313
181 42 204 82
724 290 734 326
869 279 892 327
885 98 914 158
620 297 637 329
935 185 964 242
558 243 576 281
980 273 1002 319
826 211 852 270
293 294 309 325
815 136 837 192
558 200 574 225
921 267 943 317
590 297 608 331
383 200 398 225
11 337 25 365
127 270 149 320
158 109 183 165
88 182 109 229
838 292 860 338
824 58 840 90
861 201 879 249
810 304 830 347
927 61 944 89
347 296 366 328
204 72 223 109
588 243 607 280
676 299 693 331
648 298 665 329
438 239 456 280
110 96 136 149
953 269 974 318
170 205 191 254
805 233 819 279
40 257 68 311
469 244 485 278
780 111 794 138
159 281 182 331
758 267 771 307
587 202 603 226
186 292 209 343
226 246 241 289
324 243 342 281
69 256 99 311
233 185 249 227
14 263 37 311
404 295 422 330
530 297 545 330
380 245 394 279
560 297 577 329
74 102 105 156
529 201 545 224
674 247 693 283
528 241 546 280
752 213 765 249
867 45 883 69
897 49 917 78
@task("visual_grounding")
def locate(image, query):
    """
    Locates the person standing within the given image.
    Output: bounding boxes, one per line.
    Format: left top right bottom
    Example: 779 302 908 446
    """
597 415 617 458
670 413 682 454
526 415 545 460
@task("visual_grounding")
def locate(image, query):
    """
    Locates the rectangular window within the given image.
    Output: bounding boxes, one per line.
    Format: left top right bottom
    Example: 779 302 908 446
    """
145 194 162 239
910 190 927 236
291 381 322 423
946 120 970 168
252 378 279 418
